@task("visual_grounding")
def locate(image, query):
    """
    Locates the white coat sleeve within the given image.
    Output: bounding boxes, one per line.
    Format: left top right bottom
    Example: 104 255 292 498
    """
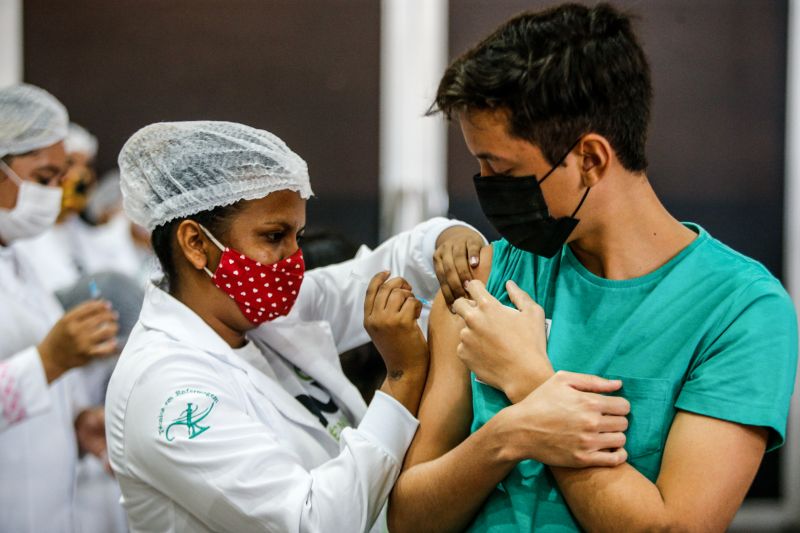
117 355 418 533
291 216 484 352
0 347 52 431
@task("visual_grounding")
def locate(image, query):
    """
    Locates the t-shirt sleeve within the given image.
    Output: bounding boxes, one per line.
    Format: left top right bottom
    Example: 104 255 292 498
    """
675 278 798 451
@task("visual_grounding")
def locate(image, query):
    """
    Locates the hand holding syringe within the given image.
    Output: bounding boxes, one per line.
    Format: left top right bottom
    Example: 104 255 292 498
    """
36 278 120 384
359 270 430 415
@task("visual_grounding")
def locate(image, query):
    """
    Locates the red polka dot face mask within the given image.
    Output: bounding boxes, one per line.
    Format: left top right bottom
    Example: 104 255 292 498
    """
200 224 305 325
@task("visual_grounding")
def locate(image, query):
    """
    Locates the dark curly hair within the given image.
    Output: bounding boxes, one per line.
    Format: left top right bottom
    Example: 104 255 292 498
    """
431 3 652 172
150 202 245 292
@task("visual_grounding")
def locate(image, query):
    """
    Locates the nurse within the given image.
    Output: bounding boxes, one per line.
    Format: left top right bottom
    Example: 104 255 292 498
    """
104 120 484 532
0 84 120 532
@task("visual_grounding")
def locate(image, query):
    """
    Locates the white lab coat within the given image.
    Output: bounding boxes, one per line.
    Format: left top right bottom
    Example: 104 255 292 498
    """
0 244 90 532
14 213 151 293
105 217 466 533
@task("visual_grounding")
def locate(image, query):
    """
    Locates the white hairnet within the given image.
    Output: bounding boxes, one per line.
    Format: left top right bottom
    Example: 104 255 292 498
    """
85 168 122 223
119 121 313 231
0 84 69 158
64 122 98 158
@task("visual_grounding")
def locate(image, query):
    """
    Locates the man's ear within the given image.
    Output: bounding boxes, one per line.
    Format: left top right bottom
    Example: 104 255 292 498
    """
175 220 213 272
577 134 612 187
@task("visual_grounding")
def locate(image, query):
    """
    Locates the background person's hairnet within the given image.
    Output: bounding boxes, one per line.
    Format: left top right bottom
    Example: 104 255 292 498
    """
65 122 98 159
85 168 122 224
118 121 313 231
0 84 69 158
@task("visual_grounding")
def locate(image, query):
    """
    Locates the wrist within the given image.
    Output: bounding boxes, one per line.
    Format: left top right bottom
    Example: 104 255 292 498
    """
37 343 66 384
384 365 427 387
504 361 554 403
381 367 428 415
484 408 527 465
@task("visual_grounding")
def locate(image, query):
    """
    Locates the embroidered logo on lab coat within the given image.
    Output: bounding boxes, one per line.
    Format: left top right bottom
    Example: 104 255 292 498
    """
158 388 219 442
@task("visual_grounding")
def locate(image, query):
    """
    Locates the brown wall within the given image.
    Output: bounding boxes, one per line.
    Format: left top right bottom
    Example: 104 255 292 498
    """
23 0 381 245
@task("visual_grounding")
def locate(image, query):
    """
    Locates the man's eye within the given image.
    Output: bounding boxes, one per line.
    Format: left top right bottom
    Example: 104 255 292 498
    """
265 232 284 242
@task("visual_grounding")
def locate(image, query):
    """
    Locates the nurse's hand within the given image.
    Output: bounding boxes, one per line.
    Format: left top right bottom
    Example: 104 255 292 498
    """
452 279 551 403
496 371 630 468
75 407 112 473
434 225 485 306
38 300 120 383
363 271 429 415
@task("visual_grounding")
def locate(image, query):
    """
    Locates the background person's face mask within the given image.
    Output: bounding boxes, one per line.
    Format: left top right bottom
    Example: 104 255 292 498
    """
0 159 63 244
199 224 305 325
473 140 589 258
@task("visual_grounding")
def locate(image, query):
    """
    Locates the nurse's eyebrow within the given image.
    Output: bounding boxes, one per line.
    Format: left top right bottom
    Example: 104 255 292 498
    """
259 220 304 231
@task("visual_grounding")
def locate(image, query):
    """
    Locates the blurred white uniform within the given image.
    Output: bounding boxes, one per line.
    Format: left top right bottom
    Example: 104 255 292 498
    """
0 244 88 532
106 217 462 533
15 213 150 293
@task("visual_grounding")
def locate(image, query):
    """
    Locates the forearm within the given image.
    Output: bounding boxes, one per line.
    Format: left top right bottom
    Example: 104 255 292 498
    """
388 413 517 533
551 464 673 533
0 347 53 431
380 367 427 416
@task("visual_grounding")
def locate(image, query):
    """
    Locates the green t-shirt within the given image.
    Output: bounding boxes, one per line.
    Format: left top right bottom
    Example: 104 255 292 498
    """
468 224 798 532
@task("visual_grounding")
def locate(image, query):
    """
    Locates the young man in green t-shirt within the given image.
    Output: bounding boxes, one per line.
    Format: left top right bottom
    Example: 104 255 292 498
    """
387 3 798 531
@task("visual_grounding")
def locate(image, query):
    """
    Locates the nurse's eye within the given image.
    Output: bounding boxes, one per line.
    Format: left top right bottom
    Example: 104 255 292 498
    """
264 232 285 243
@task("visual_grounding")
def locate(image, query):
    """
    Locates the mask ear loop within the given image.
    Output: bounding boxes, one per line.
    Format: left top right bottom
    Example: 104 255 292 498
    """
0 159 24 186
198 223 226 278
570 187 591 218
537 138 582 184
535 138 591 217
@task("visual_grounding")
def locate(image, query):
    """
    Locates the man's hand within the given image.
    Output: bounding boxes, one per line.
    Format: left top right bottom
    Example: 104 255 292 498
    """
38 300 119 383
498 371 630 468
452 279 552 402
434 225 485 306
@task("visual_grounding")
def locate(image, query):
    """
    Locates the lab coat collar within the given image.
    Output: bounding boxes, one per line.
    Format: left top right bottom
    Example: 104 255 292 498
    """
138 282 233 358
249 320 368 423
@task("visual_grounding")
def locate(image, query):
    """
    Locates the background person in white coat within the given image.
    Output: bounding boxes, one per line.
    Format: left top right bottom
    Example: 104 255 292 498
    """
105 120 487 532
0 84 120 532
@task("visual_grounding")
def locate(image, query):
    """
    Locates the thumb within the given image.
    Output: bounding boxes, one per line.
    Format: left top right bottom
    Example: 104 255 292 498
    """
560 371 623 393
506 280 539 314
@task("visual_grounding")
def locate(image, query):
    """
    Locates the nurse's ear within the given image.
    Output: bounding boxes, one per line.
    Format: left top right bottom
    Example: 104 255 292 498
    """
175 220 219 273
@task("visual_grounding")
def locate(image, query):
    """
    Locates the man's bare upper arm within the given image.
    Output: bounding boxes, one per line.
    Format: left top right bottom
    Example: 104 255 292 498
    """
402 245 494 468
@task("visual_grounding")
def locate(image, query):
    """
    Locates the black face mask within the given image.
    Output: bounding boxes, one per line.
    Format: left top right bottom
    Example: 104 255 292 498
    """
473 141 589 258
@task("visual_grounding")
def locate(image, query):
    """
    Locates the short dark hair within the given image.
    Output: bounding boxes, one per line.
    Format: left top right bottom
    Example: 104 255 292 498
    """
431 3 652 172
151 202 244 292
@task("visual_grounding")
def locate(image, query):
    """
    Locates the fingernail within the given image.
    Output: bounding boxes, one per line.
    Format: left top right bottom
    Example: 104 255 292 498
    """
463 280 470 290
470 256 479 266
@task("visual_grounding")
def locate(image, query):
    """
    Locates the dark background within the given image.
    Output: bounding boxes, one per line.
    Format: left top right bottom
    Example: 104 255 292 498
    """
23 0 382 246
24 0 789 501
